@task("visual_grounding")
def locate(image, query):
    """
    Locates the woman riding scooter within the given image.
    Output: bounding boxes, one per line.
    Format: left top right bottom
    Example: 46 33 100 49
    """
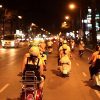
78 40 85 57
89 45 100 80
22 46 45 89
59 50 71 76
58 43 71 76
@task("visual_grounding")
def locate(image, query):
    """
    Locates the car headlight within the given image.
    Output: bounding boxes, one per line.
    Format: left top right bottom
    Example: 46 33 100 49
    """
11 41 15 46
1 41 5 46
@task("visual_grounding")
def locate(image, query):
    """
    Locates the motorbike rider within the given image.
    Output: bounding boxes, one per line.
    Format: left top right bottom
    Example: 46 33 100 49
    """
58 41 71 66
21 46 45 89
59 51 71 75
89 45 100 80
78 40 85 57
61 41 71 58
39 39 47 71
39 39 46 54
47 39 53 53
70 39 75 51
59 38 64 47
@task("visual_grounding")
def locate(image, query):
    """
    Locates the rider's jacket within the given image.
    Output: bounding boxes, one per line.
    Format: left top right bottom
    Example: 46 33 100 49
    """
23 55 41 80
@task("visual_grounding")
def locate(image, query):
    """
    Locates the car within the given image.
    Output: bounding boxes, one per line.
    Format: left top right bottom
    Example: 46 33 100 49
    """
1 34 20 48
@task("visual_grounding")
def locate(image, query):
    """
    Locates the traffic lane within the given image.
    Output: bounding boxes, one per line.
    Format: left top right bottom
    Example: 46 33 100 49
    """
72 49 100 98
43 45 100 100
0 47 28 99
70 49 100 100
71 56 100 100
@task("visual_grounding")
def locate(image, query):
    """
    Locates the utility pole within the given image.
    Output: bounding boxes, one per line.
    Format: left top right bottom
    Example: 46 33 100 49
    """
91 0 97 48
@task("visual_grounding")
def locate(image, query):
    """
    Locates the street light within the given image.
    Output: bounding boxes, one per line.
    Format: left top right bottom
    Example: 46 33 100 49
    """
18 16 22 19
65 15 70 20
0 5 2 8
68 3 76 10
18 16 23 30
65 15 73 30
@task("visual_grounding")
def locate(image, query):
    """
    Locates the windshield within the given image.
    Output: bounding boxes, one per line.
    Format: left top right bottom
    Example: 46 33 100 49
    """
3 35 15 40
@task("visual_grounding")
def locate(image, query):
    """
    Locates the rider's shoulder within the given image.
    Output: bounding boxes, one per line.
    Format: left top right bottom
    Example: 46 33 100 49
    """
24 53 30 57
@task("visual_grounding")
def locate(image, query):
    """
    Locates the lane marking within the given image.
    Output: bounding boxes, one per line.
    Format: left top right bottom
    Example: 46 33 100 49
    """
82 72 87 77
94 90 100 99
0 83 10 93
76 63 79 66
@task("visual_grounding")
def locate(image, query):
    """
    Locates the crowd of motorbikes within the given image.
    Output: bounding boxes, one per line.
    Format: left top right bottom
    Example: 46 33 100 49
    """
19 37 100 100
58 38 100 86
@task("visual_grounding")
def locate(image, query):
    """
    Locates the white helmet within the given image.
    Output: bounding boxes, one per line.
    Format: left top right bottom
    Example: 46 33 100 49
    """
29 46 40 56
63 40 67 44
62 44 67 49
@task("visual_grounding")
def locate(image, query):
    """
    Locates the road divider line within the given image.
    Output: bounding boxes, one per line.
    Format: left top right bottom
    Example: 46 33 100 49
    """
82 72 87 77
0 83 10 93
94 90 100 99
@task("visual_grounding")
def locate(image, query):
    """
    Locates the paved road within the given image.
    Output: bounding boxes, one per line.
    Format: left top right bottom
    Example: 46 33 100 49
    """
0 42 100 100
43 41 100 100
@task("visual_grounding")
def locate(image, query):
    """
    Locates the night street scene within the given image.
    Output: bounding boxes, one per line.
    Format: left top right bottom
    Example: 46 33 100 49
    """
0 0 100 100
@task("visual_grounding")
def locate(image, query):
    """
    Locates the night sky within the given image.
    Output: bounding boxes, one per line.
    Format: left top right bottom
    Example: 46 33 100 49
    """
0 0 100 33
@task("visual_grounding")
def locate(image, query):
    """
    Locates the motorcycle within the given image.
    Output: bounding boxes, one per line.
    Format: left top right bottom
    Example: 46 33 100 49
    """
59 63 71 77
20 71 43 100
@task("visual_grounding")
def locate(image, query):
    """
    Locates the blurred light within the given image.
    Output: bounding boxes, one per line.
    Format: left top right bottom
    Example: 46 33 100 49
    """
0 5 3 8
85 31 89 35
65 16 70 20
69 3 76 10
87 24 92 27
31 23 36 26
83 19 88 23
18 16 22 19
88 7 92 13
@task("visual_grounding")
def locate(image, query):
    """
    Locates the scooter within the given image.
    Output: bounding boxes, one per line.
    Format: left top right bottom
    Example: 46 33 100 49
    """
20 71 43 100
59 63 71 77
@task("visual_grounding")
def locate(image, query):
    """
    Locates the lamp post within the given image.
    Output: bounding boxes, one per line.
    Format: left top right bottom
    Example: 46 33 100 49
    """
68 2 84 40
68 3 82 30
68 3 76 32
65 15 74 31
0 5 6 36
18 15 22 30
